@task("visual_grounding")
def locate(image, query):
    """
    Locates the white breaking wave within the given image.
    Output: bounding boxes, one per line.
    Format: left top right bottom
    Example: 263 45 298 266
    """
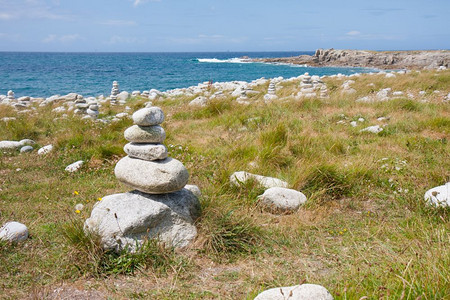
197 58 251 64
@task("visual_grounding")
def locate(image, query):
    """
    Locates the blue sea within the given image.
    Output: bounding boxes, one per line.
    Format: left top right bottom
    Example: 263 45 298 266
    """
0 52 376 98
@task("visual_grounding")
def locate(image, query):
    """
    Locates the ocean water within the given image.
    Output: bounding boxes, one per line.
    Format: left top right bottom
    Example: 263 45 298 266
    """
0 52 376 98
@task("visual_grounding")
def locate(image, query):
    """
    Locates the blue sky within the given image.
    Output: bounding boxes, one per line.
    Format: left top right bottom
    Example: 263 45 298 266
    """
0 0 449 52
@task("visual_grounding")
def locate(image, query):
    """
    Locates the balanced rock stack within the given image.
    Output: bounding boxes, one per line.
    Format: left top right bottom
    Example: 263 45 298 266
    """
110 81 120 104
264 81 278 102
73 98 89 115
86 103 99 119
320 85 329 99
85 106 200 252
7 90 15 101
297 73 316 98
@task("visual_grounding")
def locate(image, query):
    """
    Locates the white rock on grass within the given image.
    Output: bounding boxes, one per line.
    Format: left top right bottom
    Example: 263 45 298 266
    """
184 184 201 198
132 107 165 126
360 125 383 134
0 222 29 243
115 156 189 194
84 188 200 252
254 284 333 300
189 96 208 107
230 171 288 189
20 145 34 153
257 187 306 214
424 182 450 207
0 139 35 151
38 144 54 155
65 160 84 172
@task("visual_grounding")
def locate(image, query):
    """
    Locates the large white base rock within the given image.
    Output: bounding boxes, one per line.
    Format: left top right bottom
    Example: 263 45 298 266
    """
0 221 29 243
230 171 288 189
257 187 307 214
84 188 200 252
254 284 333 300
424 182 450 207
115 156 189 194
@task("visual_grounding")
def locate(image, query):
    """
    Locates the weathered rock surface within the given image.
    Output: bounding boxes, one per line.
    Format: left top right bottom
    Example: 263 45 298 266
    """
360 125 383 134
0 139 35 151
84 188 200 251
38 144 54 155
115 156 189 193
424 182 450 207
0 221 29 243
132 107 165 126
123 143 168 161
254 48 450 70
124 125 166 143
20 145 34 153
258 187 307 214
254 284 333 300
230 171 288 189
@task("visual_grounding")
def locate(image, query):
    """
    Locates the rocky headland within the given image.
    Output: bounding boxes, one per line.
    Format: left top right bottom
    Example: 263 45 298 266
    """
253 48 450 70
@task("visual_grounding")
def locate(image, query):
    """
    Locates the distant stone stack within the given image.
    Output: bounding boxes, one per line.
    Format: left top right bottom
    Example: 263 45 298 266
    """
85 106 200 252
110 81 120 104
264 81 278 102
6 90 15 102
297 73 316 98
73 98 88 115
86 103 100 119
319 85 329 99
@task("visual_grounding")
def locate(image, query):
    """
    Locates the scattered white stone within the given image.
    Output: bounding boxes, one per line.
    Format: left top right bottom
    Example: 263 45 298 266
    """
38 144 54 155
189 96 208 107
350 121 357 127
257 187 306 214
424 182 450 207
0 222 29 243
254 284 333 300
358 117 365 122
184 184 202 198
360 125 383 134
115 112 129 118
376 88 392 101
0 139 35 151
20 145 33 153
65 160 84 172
385 73 396 78
230 171 288 189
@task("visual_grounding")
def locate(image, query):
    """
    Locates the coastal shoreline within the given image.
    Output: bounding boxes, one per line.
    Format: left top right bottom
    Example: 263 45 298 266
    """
251 49 450 70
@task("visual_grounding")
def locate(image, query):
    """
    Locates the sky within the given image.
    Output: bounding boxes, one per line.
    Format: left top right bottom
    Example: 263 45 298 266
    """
0 0 449 52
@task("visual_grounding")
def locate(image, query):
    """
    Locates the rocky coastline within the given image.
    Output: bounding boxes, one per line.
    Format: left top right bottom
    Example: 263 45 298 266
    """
252 48 450 70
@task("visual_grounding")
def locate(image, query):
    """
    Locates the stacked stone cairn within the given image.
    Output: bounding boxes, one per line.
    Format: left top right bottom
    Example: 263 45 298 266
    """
264 81 278 102
86 103 100 119
320 85 329 99
296 73 317 98
74 98 89 115
110 81 120 104
85 106 200 252
7 90 15 102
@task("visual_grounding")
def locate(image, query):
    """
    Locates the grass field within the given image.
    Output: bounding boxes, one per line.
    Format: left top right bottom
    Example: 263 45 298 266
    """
1 70 449 299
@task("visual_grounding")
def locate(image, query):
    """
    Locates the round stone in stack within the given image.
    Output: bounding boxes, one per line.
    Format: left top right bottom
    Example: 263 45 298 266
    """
124 125 165 143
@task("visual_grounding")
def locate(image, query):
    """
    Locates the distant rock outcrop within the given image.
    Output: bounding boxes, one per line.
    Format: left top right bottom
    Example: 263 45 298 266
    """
254 49 450 70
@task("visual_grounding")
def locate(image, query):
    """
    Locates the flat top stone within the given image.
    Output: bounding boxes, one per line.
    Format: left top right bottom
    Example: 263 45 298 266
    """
124 125 166 143
132 106 165 126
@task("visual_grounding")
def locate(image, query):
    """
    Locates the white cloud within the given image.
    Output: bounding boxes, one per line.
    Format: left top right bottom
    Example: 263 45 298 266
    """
164 34 247 45
106 35 147 44
346 31 361 36
340 31 400 41
99 20 137 26
133 0 161 7
0 0 71 21
42 34 82 43
0 13 14 20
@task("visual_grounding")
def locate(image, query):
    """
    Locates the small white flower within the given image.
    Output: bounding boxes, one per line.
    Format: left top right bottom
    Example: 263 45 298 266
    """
75 203 84 211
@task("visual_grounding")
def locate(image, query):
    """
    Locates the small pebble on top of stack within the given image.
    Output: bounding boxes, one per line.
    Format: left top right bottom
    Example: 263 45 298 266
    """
115 106 189 194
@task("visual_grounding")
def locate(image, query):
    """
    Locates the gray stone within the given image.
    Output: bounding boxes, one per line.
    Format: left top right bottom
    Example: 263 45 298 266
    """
184 184 201 198
360 125 383 134
84 188 200 252
117 91 129 102
257 187 307 214
65 160 84 172
189 96 208 107
424 182 450 207
254 284 333 300
0 221 29 243
132 107 165 126
37 144 54 155
124 125 166 143
230 171 288 189
124 143 168 161
0 139 35 150
115 156 189 194
20 145 33 153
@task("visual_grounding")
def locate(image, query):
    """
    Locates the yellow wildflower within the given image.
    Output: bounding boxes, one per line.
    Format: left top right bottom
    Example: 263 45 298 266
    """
98 197 102 201
75 210 81 214
74 191 79 195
